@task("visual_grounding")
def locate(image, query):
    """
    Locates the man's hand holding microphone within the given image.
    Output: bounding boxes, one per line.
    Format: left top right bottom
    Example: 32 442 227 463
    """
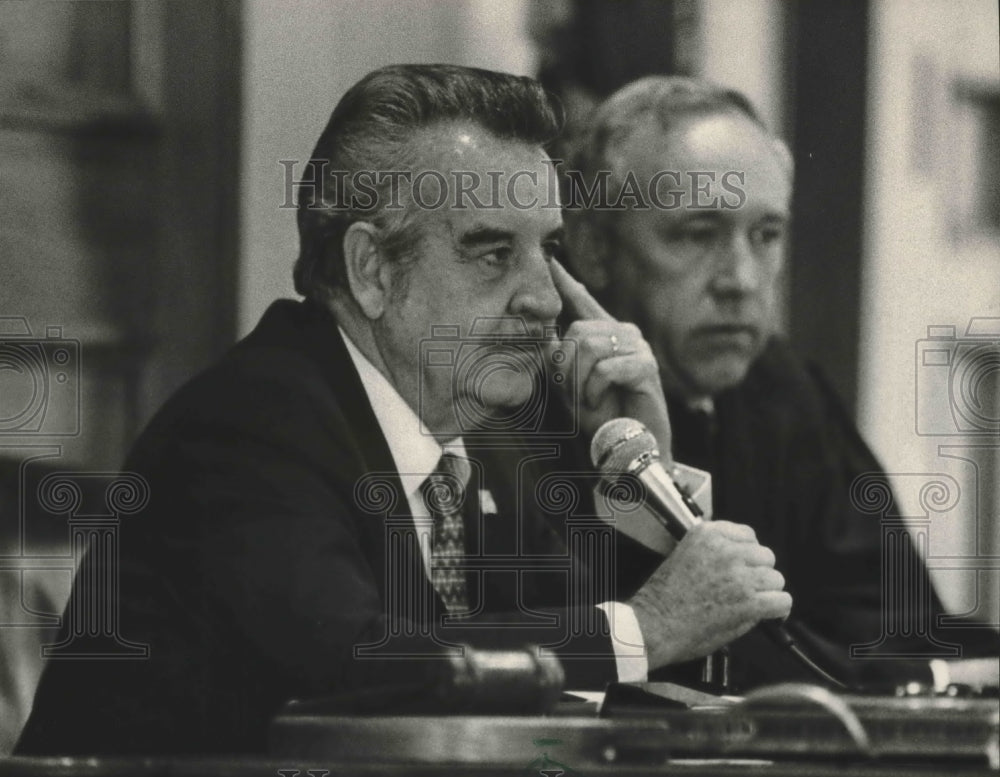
549 259 792 672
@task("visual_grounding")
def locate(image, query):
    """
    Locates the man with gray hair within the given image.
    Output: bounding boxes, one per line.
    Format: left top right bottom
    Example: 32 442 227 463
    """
18 65 792 755
563 76 998 688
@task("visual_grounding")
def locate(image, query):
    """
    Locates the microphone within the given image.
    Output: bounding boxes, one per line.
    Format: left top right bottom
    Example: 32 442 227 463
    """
591 417 845 689
590 417 703 541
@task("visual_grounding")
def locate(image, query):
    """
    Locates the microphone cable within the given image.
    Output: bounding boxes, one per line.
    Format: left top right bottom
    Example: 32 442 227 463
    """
593 417 849 691
759 620 848 690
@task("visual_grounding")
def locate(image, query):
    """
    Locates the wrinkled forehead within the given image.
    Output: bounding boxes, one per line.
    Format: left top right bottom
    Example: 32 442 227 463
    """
603 112 792 215
609 112 790 185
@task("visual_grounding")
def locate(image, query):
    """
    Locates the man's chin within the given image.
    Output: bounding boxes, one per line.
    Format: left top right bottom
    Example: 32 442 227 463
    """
689 358 754 396
477 381 538 413
460 376 542 431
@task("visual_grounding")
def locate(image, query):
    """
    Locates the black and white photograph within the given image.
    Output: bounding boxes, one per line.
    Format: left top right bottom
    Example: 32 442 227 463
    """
1 1 998 774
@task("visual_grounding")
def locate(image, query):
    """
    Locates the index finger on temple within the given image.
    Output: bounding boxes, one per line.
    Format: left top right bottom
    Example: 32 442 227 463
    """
549 259 615 323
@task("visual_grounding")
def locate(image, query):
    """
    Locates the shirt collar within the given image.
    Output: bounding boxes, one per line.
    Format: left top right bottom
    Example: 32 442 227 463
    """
685 396 716 416
339 327 467 502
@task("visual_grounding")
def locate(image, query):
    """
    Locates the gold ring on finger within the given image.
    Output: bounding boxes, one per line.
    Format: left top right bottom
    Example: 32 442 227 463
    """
610 334 620 355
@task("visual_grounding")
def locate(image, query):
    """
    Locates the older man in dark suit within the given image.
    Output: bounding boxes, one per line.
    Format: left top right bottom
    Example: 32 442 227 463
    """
17 65 790 755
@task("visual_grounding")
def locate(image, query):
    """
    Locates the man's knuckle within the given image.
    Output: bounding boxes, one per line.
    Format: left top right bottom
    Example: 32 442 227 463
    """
755 569 777 591
636 356 658 375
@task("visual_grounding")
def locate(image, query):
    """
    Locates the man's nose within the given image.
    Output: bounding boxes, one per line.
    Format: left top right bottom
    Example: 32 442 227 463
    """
710 232 762 297
509 251 563 323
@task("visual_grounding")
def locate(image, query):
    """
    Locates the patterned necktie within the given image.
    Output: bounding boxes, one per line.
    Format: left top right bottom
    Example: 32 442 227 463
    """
421 452 471 613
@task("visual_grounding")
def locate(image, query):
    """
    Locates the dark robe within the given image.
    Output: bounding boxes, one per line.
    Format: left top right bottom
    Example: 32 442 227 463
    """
618 338 998 690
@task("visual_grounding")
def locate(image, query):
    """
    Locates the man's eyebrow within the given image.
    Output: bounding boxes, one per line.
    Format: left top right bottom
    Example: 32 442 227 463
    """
675 212 724 222
456 225 565 248
458 226 516 247
673 210 790 223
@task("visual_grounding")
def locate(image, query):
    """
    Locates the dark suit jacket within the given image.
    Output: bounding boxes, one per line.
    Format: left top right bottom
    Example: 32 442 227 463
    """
17 300 616 755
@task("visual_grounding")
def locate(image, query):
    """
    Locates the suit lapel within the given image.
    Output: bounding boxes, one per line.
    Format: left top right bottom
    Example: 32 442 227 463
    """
247 300 441 622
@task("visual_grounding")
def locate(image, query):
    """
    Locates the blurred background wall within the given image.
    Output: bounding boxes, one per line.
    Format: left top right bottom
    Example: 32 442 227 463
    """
859 0 999 619
0 0 997 752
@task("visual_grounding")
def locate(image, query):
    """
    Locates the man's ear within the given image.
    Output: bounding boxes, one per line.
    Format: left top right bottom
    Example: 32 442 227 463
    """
342 222 390 319
565 218 611 291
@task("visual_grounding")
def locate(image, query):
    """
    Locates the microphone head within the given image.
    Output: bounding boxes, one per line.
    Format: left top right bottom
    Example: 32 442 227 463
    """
590 417 660 475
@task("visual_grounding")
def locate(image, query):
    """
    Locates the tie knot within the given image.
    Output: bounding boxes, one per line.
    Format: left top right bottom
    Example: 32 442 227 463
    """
669 399 717 471
422 452 471 514
438 451 471 483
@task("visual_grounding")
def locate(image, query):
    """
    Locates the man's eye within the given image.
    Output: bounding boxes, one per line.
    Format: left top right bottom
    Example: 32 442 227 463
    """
751 225 785 246
480 247 512 267
673 226 717 245
542 240 564 262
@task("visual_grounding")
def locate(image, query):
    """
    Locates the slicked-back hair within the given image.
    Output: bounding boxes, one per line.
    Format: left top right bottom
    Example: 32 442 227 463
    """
564 75 791 218
294 64 561 301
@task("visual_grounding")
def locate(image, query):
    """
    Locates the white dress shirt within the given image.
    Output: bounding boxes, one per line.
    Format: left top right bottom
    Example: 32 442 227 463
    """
339 328 647 681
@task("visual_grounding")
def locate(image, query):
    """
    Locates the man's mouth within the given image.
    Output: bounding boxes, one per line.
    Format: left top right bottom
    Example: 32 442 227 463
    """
692 324 761 347
481 328 554 346
467 317 555 343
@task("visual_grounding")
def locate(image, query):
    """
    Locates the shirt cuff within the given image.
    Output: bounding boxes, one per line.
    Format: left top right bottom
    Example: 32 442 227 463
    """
596 601 648 682
929 659 951 692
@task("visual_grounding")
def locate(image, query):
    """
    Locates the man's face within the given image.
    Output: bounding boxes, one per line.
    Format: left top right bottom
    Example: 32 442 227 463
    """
604 112 791 399
373 123 564 436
